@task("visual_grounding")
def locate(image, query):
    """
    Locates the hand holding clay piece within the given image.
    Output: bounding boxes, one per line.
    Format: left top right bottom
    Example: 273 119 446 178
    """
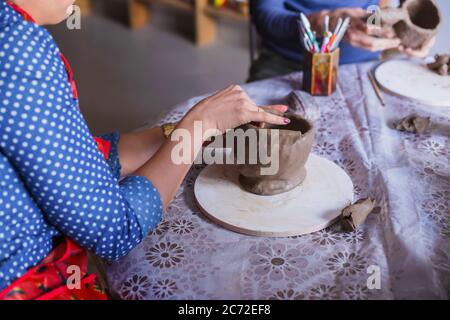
380 0 441 49
340 198 376 231
395 114 431 134
233 113 315 196
427 54 450 76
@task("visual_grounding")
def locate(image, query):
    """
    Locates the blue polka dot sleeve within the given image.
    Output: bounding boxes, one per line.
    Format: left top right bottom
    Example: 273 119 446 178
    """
120 176 163 235
0 4 163 262
97 131 164 233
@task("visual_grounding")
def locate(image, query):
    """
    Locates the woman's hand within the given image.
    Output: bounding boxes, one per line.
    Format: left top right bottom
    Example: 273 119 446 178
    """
398 36 436 58
135 85 289 209
183 84 289 139
309 8 401 52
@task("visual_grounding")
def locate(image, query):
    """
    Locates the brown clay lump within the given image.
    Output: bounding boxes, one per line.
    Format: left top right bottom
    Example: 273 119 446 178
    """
236 114 315 196
427 54 450 76
340 198 376 231
394 114 431 134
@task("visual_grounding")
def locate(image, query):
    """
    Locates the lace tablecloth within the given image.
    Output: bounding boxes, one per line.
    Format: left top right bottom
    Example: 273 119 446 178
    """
106 62 450 300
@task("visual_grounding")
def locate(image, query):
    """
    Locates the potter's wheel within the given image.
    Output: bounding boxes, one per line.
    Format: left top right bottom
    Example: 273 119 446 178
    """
194 154 354 237
374 59 450 107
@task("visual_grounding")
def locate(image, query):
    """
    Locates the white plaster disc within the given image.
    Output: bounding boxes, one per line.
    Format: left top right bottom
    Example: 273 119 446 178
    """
194 154 354 237
374 59 450 107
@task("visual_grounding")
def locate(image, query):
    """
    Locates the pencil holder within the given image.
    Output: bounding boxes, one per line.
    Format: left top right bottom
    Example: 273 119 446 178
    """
302 48 340 96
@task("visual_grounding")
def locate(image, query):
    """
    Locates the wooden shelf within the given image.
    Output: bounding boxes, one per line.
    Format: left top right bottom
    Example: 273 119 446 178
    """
80 0 250 45
204 5 249 22
75 0 92 15
151 0 193 12
129 0 150 30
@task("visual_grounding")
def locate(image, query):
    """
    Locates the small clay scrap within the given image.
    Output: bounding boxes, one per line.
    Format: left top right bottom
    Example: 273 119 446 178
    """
395 114 431 134
340 198 376 231
427 54 450 76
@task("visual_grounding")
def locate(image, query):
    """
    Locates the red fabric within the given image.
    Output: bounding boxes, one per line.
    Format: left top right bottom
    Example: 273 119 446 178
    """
37 274 107 300
60 53 79 100
0 239 108 300
94 137 112 161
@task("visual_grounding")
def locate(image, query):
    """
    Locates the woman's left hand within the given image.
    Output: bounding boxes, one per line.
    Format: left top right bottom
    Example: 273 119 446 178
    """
398 36 436 58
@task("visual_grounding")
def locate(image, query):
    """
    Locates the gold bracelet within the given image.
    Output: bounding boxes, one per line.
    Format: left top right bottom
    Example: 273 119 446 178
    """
161 123 176 139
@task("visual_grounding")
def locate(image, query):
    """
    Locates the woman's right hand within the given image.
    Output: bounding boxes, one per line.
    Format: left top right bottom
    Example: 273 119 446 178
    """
135 85 289 209
181 85 290 140
309 8 401 52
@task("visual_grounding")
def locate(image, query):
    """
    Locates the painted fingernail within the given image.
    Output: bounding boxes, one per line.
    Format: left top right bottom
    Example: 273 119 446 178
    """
284 118 291 124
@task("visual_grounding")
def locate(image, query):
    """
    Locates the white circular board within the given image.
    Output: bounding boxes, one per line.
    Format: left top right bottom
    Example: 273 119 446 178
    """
374 59 450 107
194 154 354 237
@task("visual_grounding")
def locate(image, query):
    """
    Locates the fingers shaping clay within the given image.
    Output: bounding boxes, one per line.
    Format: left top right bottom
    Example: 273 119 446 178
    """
427 54 450 76
234 113 315 196
380 0 441 49
395 114 431 134
340 198 377 231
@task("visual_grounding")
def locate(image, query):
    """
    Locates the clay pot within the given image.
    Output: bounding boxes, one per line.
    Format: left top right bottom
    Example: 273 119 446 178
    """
233 113 315 196
380 0 441 49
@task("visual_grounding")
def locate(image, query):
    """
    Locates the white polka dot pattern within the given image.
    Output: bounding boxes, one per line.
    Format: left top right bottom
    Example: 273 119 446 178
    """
0 2 163 290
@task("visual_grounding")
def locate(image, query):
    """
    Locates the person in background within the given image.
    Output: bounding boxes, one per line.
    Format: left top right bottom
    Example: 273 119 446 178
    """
248 0 436 82
0 0 290 300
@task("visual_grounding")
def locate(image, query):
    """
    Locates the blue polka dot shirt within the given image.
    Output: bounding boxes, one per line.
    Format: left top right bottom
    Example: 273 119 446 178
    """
0 2 163 290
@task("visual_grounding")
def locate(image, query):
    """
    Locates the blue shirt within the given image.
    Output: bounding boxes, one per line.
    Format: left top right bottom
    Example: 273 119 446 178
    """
251 0 380 64
0 1 163 290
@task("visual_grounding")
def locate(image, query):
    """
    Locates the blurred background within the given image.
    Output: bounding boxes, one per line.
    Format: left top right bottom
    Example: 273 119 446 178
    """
47 0 450 135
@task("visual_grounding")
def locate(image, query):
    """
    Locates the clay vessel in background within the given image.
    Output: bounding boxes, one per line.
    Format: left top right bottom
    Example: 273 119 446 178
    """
380 0 441 49
233 113 315 196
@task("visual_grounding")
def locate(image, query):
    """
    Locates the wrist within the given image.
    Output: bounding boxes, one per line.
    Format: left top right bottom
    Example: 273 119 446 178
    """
176 112 209 144
180 110 217 141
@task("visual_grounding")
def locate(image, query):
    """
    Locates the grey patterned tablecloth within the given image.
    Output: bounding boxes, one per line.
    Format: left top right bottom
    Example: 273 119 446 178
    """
106 62 450 300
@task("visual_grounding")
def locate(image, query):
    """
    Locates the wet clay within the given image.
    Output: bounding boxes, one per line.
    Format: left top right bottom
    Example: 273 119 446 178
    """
340 198 376 231
395 114 431 134
380 0 441 49
427 54 450 76
234 113 315 196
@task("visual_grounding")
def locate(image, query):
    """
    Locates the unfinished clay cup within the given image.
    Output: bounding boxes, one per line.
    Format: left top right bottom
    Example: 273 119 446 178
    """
233 113 315 196
380 0 441 49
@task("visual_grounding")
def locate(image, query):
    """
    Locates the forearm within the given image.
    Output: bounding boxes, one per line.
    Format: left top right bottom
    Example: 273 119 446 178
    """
134 115 206 209
118 127 165 176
